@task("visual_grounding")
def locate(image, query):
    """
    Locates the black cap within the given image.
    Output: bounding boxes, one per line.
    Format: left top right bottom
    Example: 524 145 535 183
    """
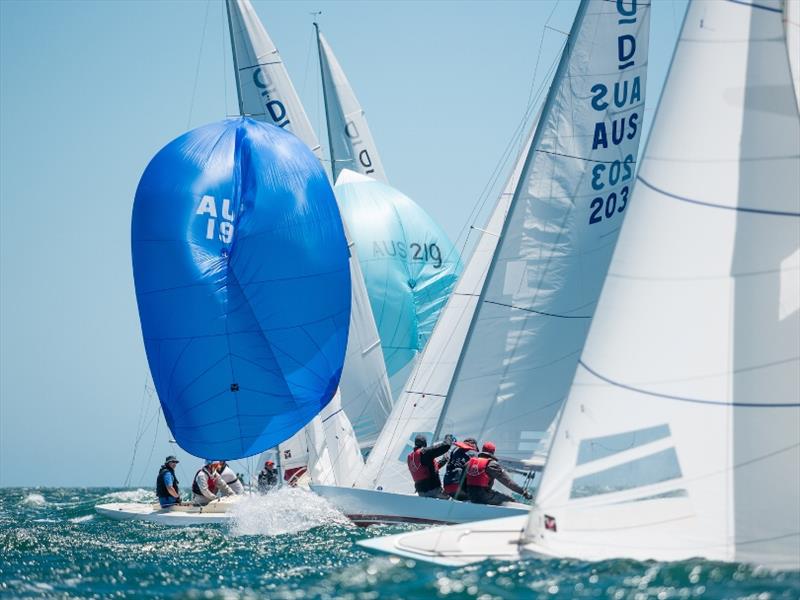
414 434 427 448
165 455 179 464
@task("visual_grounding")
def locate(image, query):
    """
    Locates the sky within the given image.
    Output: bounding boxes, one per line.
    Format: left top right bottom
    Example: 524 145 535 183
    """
0 0 689 487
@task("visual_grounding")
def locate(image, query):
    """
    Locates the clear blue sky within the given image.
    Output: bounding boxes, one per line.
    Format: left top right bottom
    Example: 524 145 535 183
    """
0 0 688 487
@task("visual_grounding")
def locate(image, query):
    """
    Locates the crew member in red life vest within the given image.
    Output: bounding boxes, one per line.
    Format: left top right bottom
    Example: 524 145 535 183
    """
465 442 533 505
442 437 478 501
406 433 454 498
192 460 234 506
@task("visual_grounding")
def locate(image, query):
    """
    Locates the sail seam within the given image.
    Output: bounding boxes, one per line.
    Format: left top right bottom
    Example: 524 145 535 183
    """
726 0 783 14
638 176 800 217
483 299 592 319
580 361 800 407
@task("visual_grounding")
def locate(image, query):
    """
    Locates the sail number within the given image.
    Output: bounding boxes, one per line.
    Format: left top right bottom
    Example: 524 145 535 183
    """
372 241 444 268
196 195 235 244
589 186 629 225
591 154 634 191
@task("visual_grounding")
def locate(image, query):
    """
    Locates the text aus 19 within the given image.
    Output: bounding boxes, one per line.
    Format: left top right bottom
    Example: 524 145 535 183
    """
586 0 643 226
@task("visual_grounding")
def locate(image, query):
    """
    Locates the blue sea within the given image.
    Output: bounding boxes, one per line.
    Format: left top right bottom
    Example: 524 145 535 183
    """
1 487 798 599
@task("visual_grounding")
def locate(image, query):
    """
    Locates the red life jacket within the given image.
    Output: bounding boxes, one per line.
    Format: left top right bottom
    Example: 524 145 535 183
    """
406 448 432 483
465 456 491 488
192 467 218 495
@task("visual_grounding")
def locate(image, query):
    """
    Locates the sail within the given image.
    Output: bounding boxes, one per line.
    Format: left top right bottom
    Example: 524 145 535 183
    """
316 28 387 183
356 122 536 492
131 118 351 459
225 0 320 156
335 170 462 392
226 0 394 449
788 0 800 109
524 0 800 569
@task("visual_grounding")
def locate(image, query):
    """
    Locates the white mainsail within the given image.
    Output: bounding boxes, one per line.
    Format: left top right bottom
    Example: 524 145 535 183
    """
357 0 650 493
316 26 387 184
226 0 393 462
522 0 800 569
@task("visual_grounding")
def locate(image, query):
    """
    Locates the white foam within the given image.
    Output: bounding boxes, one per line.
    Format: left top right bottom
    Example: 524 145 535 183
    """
229 487 350 537
21 493 46 507
68 515 94 523
102 489 155 503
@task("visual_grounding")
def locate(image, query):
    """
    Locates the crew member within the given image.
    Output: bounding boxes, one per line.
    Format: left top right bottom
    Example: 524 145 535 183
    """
155 455 181 508
406 433 453 499
442 438 478 501
217 460 244 494
465 442 533 505
257 460 278 493
192 460 234 506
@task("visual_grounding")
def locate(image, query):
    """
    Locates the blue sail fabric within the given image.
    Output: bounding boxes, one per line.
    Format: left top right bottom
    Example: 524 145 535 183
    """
334 172 461 378
132 118 351 460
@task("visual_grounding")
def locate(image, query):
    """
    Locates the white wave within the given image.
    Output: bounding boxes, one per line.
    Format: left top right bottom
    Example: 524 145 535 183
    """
21 493 46 507
32 518 60 523
229 487 350 537
68 515 94 523
102 489 155 503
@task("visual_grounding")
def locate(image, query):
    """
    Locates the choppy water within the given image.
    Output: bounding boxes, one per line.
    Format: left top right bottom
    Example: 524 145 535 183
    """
1 488 798 599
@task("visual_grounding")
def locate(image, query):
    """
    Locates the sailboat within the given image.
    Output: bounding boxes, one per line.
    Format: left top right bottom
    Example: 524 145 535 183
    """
359 0 800 570
98 116 353 524
314 0 652 525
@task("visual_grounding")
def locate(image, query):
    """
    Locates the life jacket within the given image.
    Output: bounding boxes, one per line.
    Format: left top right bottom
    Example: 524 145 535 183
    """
465 456 492 488
191 467 218 495
442 446 475 493
156 464 178 498
406 448 432 483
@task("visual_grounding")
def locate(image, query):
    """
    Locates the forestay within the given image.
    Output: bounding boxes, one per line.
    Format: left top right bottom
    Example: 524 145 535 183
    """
317 28 387 183
226 0 393 450
524 0 800 570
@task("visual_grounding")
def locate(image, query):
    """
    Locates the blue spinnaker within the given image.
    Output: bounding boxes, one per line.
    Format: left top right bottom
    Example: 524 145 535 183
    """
132 118 351 460
334 170 461 379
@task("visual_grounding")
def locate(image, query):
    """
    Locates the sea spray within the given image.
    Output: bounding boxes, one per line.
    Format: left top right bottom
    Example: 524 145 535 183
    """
230 487 351 536
20 493 46 507
100 488 155 503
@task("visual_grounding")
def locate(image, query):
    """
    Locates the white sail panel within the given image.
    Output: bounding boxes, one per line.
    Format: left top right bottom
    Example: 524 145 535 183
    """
317 31 387 183
336 228 394 448
226 0 320 155
226 0 393 450
787 0 800 111
436 0 650 465
307 391 365 487
357 127 534 492
525 0 800 569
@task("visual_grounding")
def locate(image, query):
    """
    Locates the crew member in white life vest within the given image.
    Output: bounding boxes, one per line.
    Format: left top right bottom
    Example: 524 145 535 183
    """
217 460 244 494
192 460 234 506
465 441 533 505
406 433 453 499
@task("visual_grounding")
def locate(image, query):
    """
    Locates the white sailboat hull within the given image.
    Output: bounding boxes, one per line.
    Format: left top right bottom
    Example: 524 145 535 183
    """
357 514 533 566
311 485 529 526
95 496 242 526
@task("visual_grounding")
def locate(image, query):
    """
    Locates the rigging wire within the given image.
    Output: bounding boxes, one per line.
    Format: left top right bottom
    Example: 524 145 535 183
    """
186 0 212 130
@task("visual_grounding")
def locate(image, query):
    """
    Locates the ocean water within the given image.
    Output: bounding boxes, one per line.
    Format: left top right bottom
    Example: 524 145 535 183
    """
1 488 798 599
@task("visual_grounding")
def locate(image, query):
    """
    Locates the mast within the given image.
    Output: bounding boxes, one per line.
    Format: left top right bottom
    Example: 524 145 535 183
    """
432 0 588 443
225 0 245 116
314 21 338 181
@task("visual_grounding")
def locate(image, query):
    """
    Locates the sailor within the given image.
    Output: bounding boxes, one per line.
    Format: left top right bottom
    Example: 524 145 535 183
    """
155 455 181 508
465 442 533 505
406 433 454 499
217 460 244 494
192 460 234 506
442 437 478 501
257 460 278 493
